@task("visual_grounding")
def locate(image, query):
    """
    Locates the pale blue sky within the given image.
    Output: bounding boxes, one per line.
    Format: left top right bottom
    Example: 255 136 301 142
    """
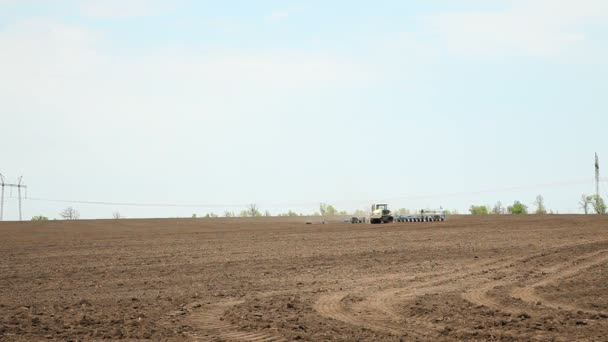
1 0 607 219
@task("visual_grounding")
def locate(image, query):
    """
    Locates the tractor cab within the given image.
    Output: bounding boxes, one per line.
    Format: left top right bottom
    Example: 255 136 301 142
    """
372 203 388 211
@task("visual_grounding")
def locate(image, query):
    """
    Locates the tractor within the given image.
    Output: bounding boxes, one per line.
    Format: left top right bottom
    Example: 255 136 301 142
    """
370 203 394 224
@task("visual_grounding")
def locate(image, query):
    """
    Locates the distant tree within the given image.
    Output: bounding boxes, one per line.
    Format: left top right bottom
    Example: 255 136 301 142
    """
534 195 547 214
279 210 299 217
192 213 197 218
469 205 489 215
508 201 528 214
491 201 503 215
31 215 48 221
113 211 123 219
319 203 338 216
224 211 235 217
247 204 261 217
264 210 271 217
395 208 410 215
205 212 218 218
352 209 367 216
579 194 592 214
328 205 338 216
60 207 79 220
590 194 607 215
337 210 348 215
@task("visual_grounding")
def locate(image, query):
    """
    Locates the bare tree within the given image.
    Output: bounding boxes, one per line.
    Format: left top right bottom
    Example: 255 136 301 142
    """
60 207 79 220
534 195 547 214
319 203 327 216
491 201 503 214
579 194 592 214
247 203 260 217
112 211 122 219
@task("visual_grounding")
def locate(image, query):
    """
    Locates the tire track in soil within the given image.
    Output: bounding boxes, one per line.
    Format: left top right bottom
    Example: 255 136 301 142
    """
462 249 608 315
314 239 607 338
186 300 288 342
356 256 525 337
313 292 419 339
511 251 608 315
314 256 513 339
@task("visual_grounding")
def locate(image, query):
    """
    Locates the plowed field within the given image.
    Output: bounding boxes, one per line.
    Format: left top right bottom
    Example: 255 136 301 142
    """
1 215 607 341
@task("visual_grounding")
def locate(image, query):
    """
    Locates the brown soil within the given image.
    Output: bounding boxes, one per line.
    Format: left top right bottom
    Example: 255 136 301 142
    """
0 215 607 341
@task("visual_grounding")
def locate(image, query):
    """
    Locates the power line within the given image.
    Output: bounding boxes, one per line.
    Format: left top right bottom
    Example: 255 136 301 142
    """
384 178 601 202
24 177 605 210
26 197 248 208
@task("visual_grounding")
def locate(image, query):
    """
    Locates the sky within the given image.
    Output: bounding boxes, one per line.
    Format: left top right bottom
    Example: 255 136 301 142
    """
1 0 607 219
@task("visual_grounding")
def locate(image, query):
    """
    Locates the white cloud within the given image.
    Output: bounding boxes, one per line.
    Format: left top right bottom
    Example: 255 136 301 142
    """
264 6 303 22
0 20 369 95
80 0 167 18
0 19 371 136
157 52 368 85
425 0 608 59
266 10 290 21
0 20 103 101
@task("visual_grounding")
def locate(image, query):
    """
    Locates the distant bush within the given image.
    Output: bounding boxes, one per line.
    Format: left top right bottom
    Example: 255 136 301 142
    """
278 210 299 217
31 215 48 221
590 195 606 215
508 201 528 214
469 205 489 215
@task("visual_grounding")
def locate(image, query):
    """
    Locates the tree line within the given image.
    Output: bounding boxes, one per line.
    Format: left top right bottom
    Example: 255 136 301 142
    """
469 194 606 215
30 194 607 220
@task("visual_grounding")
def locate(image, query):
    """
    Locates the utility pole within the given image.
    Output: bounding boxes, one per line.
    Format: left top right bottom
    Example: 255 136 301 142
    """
0 174 27 221
17 176 23 221
596 153 600 200
0 173 4 221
